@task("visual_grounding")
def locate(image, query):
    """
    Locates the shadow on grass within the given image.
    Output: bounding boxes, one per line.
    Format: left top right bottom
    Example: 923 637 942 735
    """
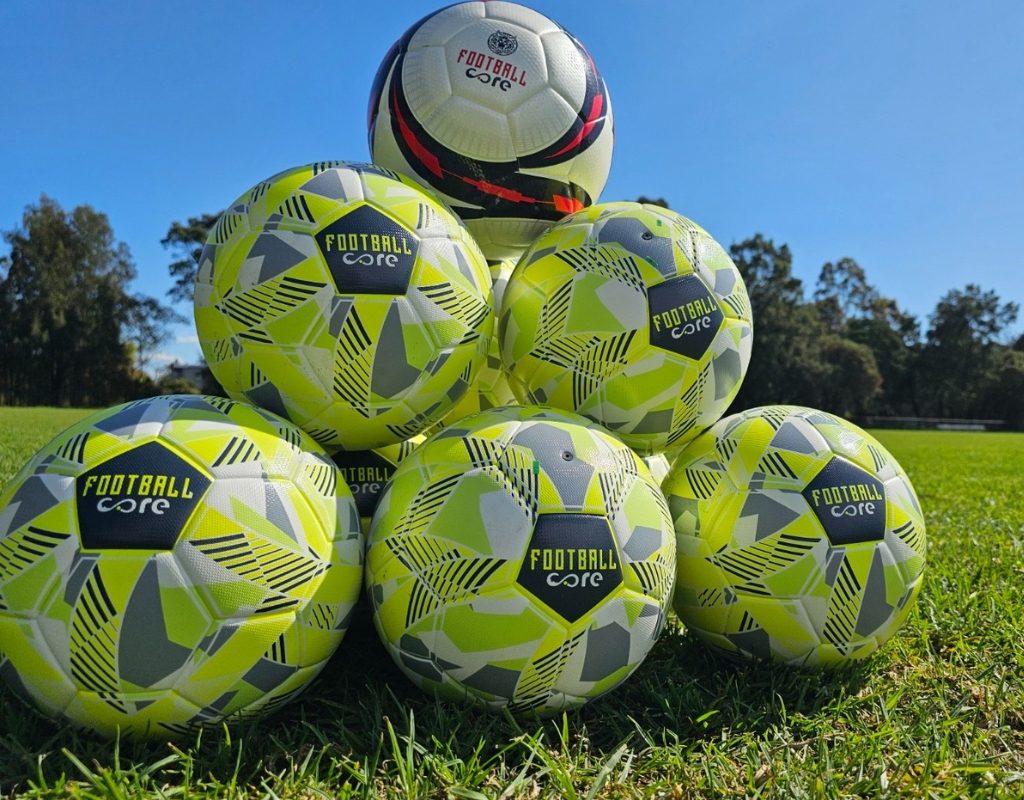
0 604 874 795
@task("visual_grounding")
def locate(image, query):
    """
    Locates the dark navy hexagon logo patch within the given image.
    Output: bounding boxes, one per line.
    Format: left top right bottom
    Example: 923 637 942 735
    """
647 274 724 360
330 449 396 518
516 514 622 623
802 456 886 545
76 441 211 550
315 204 419 295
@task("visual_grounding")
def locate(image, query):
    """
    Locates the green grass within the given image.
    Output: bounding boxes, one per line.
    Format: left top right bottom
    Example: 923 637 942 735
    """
0 412 1022 798
0 408 94 484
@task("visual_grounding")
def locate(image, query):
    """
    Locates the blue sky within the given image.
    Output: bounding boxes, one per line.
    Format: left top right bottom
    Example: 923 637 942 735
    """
1 1 1022 370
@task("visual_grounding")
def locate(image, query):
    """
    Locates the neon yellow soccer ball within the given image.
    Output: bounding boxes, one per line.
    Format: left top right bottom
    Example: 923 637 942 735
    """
194 162 494 451
664 406 927 666
366 405 676 715
0 395 362 737
433 258 518 429
328 435 424 534
500 202 753 455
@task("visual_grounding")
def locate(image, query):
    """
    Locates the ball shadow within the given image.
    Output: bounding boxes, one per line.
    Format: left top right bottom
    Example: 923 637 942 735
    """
572 621 875 754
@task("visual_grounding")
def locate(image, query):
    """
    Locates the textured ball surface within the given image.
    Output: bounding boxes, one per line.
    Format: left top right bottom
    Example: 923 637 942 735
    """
365 406 675 714
0 395 362 737
500 202 753 454
643 453 673 486
368 1 614 259
664 406 927 666
328 435 424 534
433 258 518 429
194 162 493 450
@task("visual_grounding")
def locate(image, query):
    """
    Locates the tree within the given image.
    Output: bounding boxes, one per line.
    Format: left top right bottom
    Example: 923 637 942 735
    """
0 196 177 406
818 336 882 418
155 373 202 395
635 196 670 208
813 257 880 332
984 348 1024 429
846 313 921 416
727 235 832 410
919 284 1019 418
162 212 221 303
126 295 182 371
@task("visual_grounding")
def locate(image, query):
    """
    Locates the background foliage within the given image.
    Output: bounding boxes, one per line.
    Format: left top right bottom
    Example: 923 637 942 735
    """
0 197 179 407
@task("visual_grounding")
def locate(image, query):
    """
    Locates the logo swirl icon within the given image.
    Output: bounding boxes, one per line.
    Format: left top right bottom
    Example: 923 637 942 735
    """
487 30 518 56
342 253 376 266
829 501 876 518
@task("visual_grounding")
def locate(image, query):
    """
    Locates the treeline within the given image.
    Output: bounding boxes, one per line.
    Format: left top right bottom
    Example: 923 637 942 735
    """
725 235 1023 428
0 197 180 407
2 195 1022 429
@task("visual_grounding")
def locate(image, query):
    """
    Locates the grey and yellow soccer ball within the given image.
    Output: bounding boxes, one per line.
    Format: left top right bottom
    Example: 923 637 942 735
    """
500 202 753 455
433 257 518 430
328 435 424 534
194 162 494 451
365 405 676 715
664 406 927 667
0 395 362 737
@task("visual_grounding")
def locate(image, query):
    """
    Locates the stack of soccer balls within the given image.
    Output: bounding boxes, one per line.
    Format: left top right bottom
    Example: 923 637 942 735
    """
0 1 926 738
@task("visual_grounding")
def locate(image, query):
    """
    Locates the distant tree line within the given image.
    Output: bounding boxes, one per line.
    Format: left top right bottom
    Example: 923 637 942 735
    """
0 197 180 407
726 235 1023 428
2 195 1022 429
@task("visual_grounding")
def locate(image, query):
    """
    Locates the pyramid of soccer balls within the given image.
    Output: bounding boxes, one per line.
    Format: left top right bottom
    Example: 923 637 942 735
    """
0 2 926 737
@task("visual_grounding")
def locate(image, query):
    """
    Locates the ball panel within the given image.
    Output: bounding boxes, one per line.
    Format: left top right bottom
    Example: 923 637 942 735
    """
441 21 549 116
407 1 486 48
403 45 452 122
508 86 581 155
481 1 560 35
0 616 77 715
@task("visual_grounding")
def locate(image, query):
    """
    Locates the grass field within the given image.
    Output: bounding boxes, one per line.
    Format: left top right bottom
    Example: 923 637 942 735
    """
0 408 1021 798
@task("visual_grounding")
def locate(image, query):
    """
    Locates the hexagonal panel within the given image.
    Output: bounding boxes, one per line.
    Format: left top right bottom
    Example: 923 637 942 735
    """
314 204 419 295
802 456 886 545
516 514 622 623
76 441 211 550
647 274 724 360
330 449 397 518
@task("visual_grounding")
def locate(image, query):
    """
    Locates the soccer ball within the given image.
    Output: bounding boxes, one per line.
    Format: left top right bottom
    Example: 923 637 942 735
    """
433 258 518 429
194 162 493 451
328 435 424 534
365 405 675 714
664 406 927 666
0 395 362 737
368 1 614 260
500 202 753 454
